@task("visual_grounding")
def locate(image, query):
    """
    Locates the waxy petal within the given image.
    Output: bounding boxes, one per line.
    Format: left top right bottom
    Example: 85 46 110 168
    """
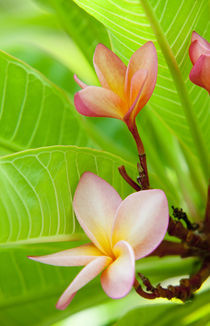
73 172 122 256
190 55 210 93
124 69 148 126
101 240 135 299
125 42 157 112
74 74 87 89
189 32 210 65
28 243 103 267
94 44 127 99
112 190 169 260
74 86 127 119
56 256 112 310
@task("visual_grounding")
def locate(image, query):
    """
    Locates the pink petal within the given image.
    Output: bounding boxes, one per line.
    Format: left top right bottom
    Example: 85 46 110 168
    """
101 240 135 299
56 256 112 310
93 44 127 99
73 172 122 256
189 32 210 65
74 86 127 119
125 42 157 114
74 74 88 89
124 69 148 126
112 190 169 260
28 243 103 266
190 55 210 93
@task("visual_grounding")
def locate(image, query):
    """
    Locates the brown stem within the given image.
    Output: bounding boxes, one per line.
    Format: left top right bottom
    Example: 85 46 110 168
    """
204 185 210 234
168 217 209 251
148 240 202 258
128 122 145 156
137 154 149 189
128 122 149 189
134 258 210 302
118 165 141 191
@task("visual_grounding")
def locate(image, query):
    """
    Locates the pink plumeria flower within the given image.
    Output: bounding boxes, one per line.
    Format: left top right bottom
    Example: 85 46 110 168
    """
189 31 210 93
74 42 157 129
29 172 168 310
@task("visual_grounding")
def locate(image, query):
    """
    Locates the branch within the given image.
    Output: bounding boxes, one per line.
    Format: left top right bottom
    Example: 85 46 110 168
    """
118 165 141 191
168 217 209 251
134 258 210 302
148 240 202 258
204 185 210 234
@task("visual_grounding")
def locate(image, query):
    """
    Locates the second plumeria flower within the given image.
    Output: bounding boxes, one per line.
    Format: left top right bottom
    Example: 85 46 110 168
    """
29 172 168 310
189 31 210 93
74 42 157 129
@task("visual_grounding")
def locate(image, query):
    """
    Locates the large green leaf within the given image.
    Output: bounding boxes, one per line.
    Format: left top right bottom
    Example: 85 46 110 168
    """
0 1 96 87
6 45 78 95
0 50 94 157
35 0 110 67
0 145 136 245
0 243 196 326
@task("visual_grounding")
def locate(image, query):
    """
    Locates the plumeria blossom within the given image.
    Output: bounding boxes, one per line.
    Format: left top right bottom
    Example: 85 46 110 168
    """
189 31 210 93
28 172 169 310
74 42 157 129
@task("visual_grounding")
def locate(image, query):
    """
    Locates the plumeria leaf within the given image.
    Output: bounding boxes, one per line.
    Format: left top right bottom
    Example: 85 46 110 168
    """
0 50 94 157
35 0 111 68
0 244 196 326
0 146 136 245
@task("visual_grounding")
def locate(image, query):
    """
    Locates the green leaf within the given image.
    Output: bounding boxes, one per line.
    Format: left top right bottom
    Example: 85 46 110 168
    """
0 244 196 326
0 50 93 157
2 45 77 95
35 0 111 68
0 145 136 245
0 243 110 326
0 4 96 89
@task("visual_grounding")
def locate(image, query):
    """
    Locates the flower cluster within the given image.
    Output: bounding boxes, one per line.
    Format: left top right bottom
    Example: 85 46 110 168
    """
29 32 208 309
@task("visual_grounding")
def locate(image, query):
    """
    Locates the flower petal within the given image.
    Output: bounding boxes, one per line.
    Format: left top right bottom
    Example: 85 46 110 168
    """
93 44 127 99
74 86 127 119
125 42 157 112
112 190 169 260
101 240 135 299
56 256 112 310
124 69 148 126
28 243 103 266
189 32 210 65
74 74 88 89
190 55 210 93
73 172 122 256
